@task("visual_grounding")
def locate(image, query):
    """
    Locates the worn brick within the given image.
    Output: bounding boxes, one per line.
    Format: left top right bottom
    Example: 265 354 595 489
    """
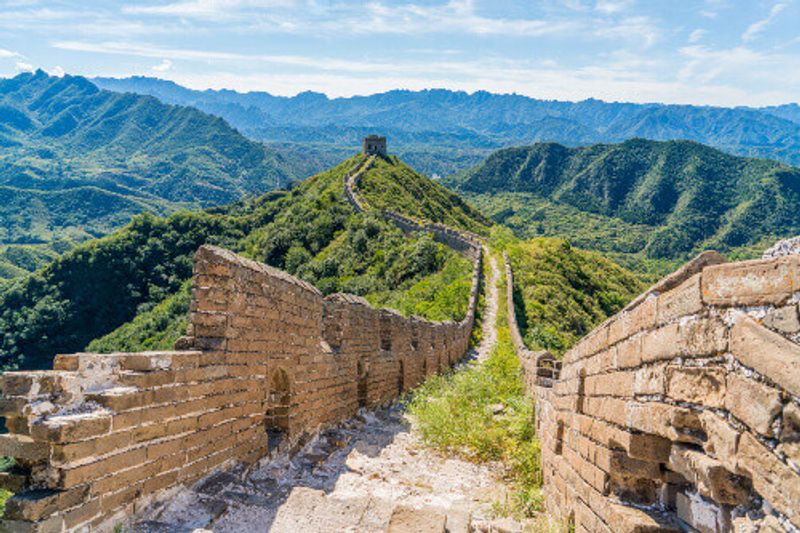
31 412 111 443
666 366 726 408
0 435 49 462
4 487 88 521
699 411 740 471
724 373 782 436
669 445 750 506
702 255 800 307
762 304 800 334
657 273 703 325
731 315 800 396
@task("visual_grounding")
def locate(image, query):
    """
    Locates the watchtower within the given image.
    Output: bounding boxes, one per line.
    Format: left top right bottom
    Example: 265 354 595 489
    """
362 135 387 156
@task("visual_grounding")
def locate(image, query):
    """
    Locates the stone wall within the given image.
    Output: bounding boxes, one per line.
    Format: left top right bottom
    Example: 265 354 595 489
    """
344 155 483 259
0 239 481 531
505 251 800 532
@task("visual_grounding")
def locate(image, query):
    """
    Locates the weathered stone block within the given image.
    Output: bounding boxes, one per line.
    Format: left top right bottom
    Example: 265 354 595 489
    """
641 318 727 363
605 502 681 533
675 490 731 533
724 373 781 436
702 255 800 306
4 487 88 521
699 411 739 470
657 273 703 325
608 296 657 346
730 316 800 396
30 412 112 444
615 335 642 369
387 505 446 533
666 366 726 408
762 304 800 334
633 363 666 396
669 445 751 506
0 435 49 462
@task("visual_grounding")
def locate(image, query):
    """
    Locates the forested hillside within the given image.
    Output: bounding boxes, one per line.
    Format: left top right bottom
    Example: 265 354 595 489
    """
95 76 800 171
357 155 491 234
449 139 800 271
503 236 645 355
0 71 302 277
0 155 480 371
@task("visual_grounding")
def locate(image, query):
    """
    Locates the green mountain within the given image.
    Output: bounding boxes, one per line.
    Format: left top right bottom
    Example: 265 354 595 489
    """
448 139 800 272
503 236 645 355
0 155 482 371
0 71 302 278
356 155 491 233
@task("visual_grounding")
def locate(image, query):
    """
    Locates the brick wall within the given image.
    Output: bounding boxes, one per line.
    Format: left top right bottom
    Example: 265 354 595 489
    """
0 242 481 532
505 251 800 532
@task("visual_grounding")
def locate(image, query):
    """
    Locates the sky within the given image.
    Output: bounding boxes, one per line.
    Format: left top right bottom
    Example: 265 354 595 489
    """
0 0 798 106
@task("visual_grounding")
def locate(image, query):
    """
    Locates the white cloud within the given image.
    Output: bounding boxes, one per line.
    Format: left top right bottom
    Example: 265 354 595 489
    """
0 48 20 58
15 61 34 72
594 16 659 47
124 0 296 19
677 44 800 95
595 0 633 14
152 59 173 72
688 29 706 43
742 2 788 42
49 65 65 76
355 1 579 37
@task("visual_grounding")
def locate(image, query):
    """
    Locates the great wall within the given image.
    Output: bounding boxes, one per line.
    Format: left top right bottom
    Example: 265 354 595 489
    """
506 250 800 532
0 151 485 532
1 142 800 532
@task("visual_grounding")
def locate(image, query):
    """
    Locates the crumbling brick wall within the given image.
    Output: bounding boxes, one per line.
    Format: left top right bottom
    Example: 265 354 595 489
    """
0 242 481 532
505 251 800 532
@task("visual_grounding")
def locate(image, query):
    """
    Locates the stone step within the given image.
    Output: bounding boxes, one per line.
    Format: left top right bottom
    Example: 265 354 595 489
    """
387 505 446 533
269 486 474 533
270 487 393 533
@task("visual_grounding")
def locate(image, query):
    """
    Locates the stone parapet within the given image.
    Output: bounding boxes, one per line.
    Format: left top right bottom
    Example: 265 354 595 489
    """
505 251 800 532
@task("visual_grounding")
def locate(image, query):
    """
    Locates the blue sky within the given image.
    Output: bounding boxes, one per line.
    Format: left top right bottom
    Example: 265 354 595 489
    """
0 0 798 106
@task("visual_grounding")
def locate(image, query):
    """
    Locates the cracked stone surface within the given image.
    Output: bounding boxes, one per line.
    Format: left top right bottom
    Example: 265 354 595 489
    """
128 405 519 532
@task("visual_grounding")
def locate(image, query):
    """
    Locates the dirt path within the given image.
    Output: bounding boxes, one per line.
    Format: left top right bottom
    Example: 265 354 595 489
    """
129 249 519 533
474 249 500 362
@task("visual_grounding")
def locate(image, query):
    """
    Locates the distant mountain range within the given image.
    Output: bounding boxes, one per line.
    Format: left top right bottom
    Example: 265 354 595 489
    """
446 139 800 271
0 71 306 277
94 76 800 173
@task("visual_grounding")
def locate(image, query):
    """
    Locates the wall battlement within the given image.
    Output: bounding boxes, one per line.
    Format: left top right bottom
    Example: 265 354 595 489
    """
0 153 484 532
505 251 800 532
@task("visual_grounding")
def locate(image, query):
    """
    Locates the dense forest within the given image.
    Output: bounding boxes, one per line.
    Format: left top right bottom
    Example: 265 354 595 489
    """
0 155 481 371
448 139 800 272
502 234 645 355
